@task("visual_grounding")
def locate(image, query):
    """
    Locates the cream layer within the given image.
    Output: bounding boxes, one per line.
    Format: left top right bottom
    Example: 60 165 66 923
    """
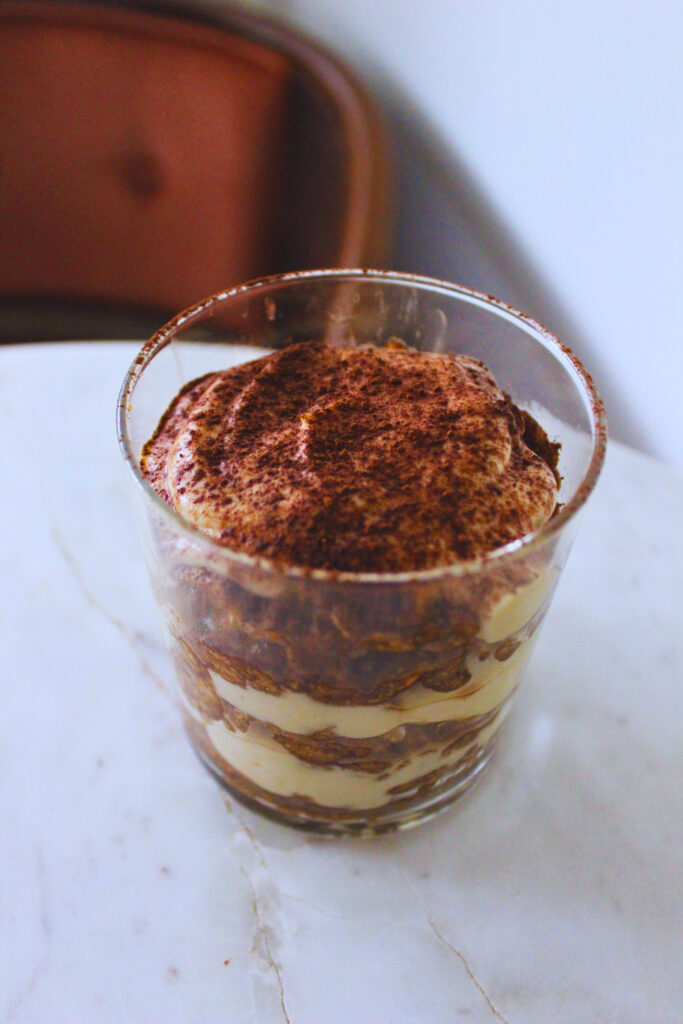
209 636 535 740
479 568 556 642
167 547 556 614
202 710 507 810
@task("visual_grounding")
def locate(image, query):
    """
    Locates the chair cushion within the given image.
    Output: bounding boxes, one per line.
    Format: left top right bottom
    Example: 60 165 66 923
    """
0 4 291 311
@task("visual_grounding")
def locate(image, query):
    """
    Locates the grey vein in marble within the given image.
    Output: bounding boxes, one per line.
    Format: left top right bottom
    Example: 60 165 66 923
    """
46 516 168 696
398 863 513 1023
5 848 52 1023
228 804 293 1024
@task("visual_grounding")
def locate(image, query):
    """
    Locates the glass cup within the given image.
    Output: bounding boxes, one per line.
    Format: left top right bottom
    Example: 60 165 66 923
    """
117 269 606 837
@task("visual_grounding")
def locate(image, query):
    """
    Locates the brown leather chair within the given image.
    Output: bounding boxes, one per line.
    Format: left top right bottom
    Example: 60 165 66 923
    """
0 0 393 340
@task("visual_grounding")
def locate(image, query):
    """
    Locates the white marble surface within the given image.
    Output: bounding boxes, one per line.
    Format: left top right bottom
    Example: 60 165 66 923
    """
1 342 681 1024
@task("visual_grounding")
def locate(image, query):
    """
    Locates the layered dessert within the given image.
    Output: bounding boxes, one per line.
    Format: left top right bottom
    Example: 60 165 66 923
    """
141 339 561 832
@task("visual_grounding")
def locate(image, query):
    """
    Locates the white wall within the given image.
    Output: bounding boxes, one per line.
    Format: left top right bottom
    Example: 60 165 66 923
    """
278 0 683 470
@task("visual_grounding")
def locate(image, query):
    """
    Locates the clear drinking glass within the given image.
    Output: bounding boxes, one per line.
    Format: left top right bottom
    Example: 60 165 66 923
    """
117 269 606 836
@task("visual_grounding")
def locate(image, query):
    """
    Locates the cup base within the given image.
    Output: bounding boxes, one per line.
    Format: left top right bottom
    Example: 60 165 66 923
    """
194 743 495 838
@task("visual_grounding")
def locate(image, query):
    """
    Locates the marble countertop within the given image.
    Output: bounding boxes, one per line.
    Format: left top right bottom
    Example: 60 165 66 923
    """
1 342 681 1024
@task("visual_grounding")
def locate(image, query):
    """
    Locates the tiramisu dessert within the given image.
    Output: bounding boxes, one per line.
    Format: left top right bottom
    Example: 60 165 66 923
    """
141 339 561 833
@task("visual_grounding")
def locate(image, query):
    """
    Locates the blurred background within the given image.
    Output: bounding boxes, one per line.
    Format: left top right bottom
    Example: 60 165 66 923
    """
2 0 681 469
269 0 683 471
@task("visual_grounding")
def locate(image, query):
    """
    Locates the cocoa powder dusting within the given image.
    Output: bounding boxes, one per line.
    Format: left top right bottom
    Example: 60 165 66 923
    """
141 341 560 572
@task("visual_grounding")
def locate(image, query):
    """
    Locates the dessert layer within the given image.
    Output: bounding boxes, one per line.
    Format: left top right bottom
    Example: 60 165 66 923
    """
142 340 559 571
174 619 527 809
208 637 531 738
180 689 508 810
479 568 556 642
183 710 491 825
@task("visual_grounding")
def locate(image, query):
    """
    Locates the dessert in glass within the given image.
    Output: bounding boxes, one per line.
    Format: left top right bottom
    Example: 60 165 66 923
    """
117 270 606 836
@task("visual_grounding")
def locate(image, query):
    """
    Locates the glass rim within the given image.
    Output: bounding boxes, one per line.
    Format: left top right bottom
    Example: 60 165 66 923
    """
117 268 607 584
